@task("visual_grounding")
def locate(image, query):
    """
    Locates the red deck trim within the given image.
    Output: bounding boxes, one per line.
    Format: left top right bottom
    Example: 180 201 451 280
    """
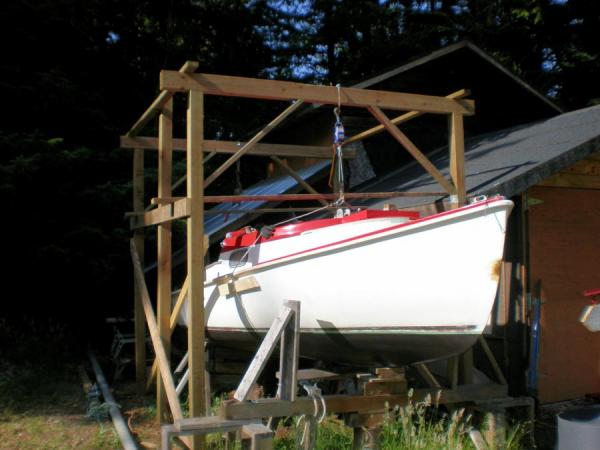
583 288 600 298
221 209 420 251
251 196 507 267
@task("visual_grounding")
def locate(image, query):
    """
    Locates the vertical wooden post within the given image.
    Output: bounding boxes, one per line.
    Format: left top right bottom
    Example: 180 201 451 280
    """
279 300 300 402
157 98 173 423
449 112 466 205
459 349 474 385
133 148 146 393
187 89 206 449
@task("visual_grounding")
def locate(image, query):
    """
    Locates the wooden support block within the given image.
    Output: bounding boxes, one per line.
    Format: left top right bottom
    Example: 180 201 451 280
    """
217 276 260 297
160 71 474 115
375 367 405 380
364 378 408 396
241 424 274 450
130 198 190 229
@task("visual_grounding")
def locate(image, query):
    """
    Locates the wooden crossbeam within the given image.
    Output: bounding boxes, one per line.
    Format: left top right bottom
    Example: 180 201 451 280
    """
234 305 295 401
269 155 328 206
368 106 455 195
221 384 508 420
204 100 304 188
344 89 470 145
146 277 190 392
203 191 446 203
130 198 190 229
160 71 474 115
120 136 354 159
126 61 198 137
130 240 183 421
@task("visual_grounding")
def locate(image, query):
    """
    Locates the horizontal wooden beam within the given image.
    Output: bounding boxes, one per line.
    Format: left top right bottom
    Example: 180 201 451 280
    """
130 198 190 229
160 71 474 115
345 89 470 145
220 383 507 420
120 136 353 159
126 61 199 137
202 192 446 203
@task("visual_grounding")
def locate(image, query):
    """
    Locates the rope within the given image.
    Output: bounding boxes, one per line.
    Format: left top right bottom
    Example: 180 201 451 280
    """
295 383 327 447
328 84 346 204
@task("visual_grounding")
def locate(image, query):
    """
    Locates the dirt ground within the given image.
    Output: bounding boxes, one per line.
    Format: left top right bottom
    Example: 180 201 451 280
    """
0 358 161 450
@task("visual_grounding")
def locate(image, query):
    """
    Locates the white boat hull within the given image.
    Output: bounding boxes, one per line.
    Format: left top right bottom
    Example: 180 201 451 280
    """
180 198 513 366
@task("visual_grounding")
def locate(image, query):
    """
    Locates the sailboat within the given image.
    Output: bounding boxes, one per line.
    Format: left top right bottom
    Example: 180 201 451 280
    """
178 195 513 366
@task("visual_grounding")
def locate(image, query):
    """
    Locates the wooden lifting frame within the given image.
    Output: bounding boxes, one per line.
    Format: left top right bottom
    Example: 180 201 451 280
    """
123 61 477 449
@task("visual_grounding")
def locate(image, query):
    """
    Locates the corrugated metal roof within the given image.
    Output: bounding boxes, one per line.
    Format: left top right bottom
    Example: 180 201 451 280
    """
205 159 330 240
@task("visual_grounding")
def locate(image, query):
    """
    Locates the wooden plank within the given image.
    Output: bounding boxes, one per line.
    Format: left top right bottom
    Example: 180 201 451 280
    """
130 240 183 421
345 89 470 145
368 106 455 194
447 356 459 390
157 98 173 423
479 336 508 385
279 301 300 402
270 156 328 206
147 277 189 391
221 384 508 420
449 112 466 205
241 424 274 450
202 191 446 203
120 136 353 159
204 100 304 188
126 61 198 137
132 148 146 393
176 416 255 432
234 306 294 401
460 349 474 385
160 71 474 115
217 276 260 297
187 89 206 441
414 363 441 388
130 198 190 229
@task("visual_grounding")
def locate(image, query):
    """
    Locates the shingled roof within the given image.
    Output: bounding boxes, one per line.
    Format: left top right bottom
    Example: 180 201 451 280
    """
359 104 600 209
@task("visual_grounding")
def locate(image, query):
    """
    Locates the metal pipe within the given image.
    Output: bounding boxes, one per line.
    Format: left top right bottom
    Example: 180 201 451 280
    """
88 350 139 450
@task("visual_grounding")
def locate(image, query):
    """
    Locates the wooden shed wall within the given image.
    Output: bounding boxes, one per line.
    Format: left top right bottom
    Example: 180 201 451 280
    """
528 185 600 403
